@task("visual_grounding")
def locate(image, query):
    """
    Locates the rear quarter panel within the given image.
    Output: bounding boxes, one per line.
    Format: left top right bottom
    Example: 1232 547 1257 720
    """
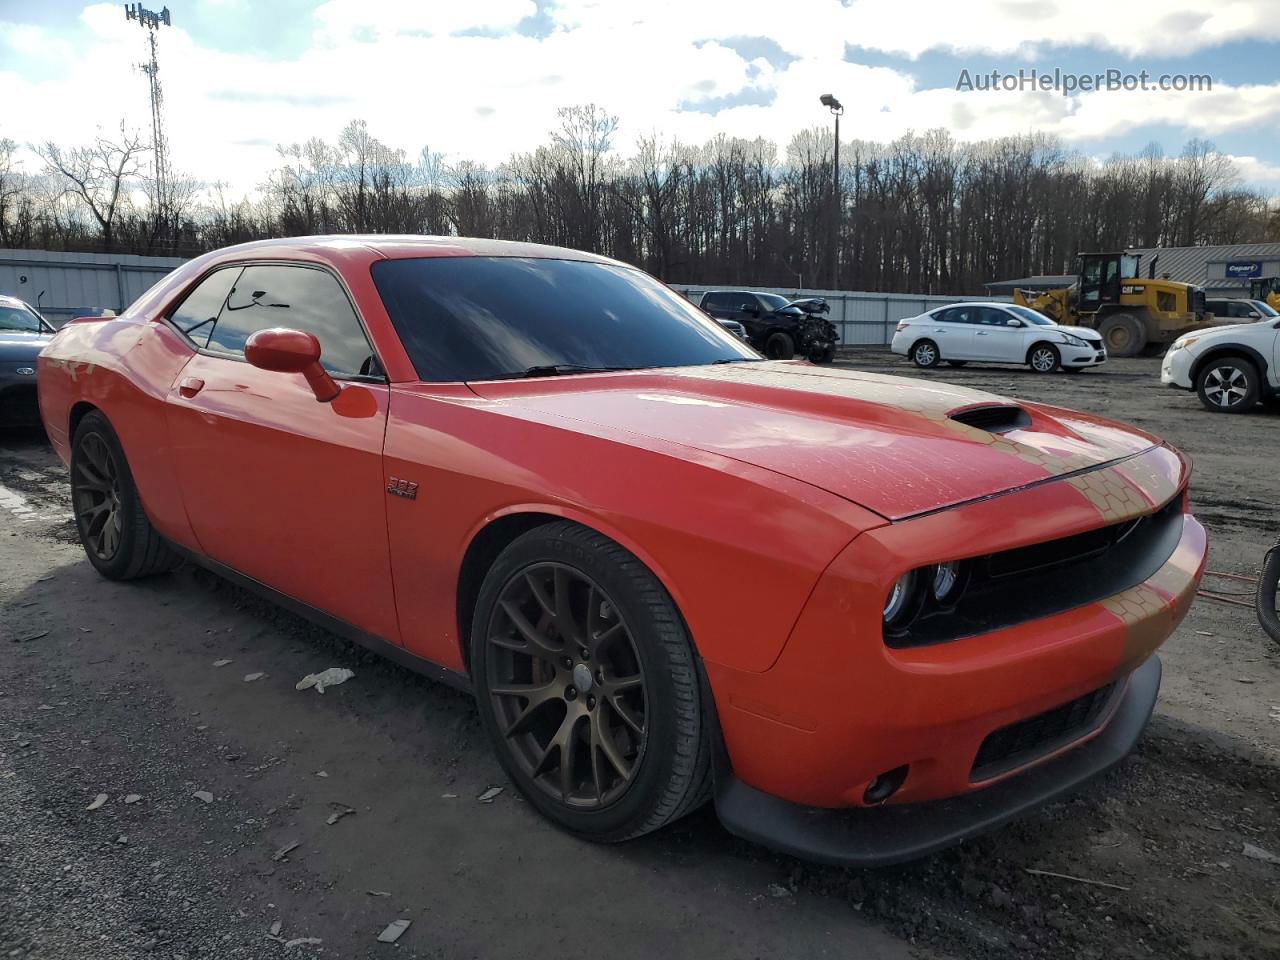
38 317 199 549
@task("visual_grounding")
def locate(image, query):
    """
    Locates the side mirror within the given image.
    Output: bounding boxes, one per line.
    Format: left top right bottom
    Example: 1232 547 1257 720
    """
740 303 759 315
245 327 340 402
1248 311 1261 319
1007 318 1024 327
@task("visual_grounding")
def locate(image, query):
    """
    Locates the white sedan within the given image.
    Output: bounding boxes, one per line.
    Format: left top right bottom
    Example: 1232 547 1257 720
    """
891 302 1107 373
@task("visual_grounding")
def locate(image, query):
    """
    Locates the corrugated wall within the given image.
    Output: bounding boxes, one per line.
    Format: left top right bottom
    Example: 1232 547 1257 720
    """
0 249 187 327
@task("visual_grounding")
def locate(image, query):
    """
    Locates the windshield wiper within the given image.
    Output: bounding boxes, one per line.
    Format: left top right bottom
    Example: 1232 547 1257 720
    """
711 357 764 364
516 363 637 379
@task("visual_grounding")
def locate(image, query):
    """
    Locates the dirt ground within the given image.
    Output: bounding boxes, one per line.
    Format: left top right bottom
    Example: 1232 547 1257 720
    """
1 354 1277 960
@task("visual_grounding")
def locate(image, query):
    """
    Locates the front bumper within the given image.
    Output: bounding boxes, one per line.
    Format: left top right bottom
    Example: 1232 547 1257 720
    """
1161 347 1194 389
714 655 1161 867
1062 342 1107 367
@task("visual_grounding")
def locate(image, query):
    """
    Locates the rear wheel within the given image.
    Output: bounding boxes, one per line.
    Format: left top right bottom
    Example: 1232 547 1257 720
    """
1196 356 1259 413
1028 343 1061 373
911 340 940 368
70 411 178 580
471 521 711 842
763 331 795 360
1097 313 1148 357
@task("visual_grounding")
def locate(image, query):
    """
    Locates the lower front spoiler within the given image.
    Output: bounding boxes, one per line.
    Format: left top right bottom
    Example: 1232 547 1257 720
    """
713 655 1161 868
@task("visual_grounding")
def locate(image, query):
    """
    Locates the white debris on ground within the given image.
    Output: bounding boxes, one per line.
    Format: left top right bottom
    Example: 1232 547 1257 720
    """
376 919 411 944
294 667 354 694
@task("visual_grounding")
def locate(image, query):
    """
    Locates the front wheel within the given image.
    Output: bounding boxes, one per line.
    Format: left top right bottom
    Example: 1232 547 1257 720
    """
70 411 178 580
1028 343 1061 373
763 331 796 360
471 521 711 842
1196 356 1259 413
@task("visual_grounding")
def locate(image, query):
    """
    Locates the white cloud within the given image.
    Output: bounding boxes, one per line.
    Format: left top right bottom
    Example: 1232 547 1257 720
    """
1 1 1277 198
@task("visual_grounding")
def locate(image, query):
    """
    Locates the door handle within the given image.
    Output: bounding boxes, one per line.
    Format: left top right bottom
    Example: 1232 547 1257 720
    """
178 376 205 398
976 331 989 336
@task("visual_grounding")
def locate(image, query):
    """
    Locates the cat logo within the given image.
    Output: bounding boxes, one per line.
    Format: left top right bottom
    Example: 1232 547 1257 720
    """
386 477 419 500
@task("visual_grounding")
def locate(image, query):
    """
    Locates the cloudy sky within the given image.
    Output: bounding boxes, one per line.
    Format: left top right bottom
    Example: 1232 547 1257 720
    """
3 0 1279 195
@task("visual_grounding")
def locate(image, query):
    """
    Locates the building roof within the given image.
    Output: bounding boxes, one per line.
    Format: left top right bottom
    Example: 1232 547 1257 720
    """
984 274 1076 292
1127 242 1280 285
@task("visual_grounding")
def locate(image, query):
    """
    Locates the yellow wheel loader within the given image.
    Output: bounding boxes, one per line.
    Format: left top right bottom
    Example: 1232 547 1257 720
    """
1012 252 1212 357
1248 277 1280 313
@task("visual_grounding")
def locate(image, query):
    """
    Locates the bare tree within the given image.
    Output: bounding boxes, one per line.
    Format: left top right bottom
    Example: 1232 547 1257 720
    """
34 123 146 253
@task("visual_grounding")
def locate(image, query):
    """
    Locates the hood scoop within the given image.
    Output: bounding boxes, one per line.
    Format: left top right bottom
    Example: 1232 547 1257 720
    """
949 404 1031 434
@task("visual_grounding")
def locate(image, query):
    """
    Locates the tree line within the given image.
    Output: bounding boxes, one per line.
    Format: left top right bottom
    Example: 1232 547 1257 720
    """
2 106 1276 294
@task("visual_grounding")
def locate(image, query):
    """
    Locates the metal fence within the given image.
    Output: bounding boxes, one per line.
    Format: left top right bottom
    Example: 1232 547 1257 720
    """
675 284 998 346
0 248 187 328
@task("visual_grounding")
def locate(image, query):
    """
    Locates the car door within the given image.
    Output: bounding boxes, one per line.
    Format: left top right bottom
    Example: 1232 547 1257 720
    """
926 306 977 359
162 262 400 641
973 307 1025 362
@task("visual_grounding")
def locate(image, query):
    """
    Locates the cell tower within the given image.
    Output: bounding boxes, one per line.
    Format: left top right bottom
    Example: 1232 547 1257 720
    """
124 4 172 222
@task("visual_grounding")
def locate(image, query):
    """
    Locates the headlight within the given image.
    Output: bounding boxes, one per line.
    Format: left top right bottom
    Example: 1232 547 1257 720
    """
1058 333 1089 347
931 561 962 603
1170 337 1198 351
883 571 919 627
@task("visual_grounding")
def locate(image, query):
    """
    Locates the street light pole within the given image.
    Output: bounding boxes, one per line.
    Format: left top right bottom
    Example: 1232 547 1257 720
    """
819 94 844 290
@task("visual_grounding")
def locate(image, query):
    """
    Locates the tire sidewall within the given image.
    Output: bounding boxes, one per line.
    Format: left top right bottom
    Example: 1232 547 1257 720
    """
1029 343 1060 373
70 413 146 579
912 340 939 367
1196 357 1259 413
470 525 697 840
764 331 795 360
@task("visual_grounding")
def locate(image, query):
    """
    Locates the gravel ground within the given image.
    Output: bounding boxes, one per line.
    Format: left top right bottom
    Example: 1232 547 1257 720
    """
1 353 1277 960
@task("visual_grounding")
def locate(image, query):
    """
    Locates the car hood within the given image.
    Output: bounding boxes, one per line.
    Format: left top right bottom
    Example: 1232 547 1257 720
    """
0 330 53 359
472 362 1165 520
1048 325 1102 340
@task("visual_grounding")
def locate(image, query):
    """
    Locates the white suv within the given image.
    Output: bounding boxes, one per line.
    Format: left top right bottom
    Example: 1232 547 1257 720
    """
1162 314 1280 413
891 302 1106 373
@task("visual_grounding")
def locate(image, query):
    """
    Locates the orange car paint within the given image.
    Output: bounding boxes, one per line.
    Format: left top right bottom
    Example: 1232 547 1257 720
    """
37 236 1208 813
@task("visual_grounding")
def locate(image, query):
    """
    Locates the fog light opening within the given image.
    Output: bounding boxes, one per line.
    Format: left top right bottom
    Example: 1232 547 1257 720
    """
863 765 909 805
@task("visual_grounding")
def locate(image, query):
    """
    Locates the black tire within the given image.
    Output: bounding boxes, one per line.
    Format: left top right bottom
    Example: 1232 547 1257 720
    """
1258 540 1280 646
1028 343 1061 373
70 411 178 580
945 360 967 368
1195 355 1260 413
1097 313 1148 357
809 345 836 364
763 331 796 360
470 521 711 842
911 340 941 368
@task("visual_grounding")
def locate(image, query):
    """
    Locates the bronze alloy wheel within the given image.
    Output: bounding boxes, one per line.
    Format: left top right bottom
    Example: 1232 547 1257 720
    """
72 431 124 561
486 562 648 809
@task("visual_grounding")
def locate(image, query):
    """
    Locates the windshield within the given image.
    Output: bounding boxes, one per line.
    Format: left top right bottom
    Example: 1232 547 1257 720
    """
372 257 760 381
756 293 789 310
1007 305 1055 326
1254 301 1279 317
0 304 47 333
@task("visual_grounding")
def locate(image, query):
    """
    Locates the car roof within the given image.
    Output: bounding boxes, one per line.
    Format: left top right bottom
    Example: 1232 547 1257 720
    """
195 234 624 266
929 301 1012 311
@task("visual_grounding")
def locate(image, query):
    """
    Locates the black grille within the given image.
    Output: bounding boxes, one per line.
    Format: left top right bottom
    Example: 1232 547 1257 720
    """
971 682 1118 781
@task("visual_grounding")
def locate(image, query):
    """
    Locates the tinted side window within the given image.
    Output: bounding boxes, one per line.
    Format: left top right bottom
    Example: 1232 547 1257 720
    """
169 267 241 347
938 307 973 324
702 293 728 310
207 265 376 377
976 307 1010 326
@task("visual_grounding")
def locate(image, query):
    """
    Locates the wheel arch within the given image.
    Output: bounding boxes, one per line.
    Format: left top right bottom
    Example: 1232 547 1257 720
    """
454 506 690 674
1190 343 1269 388
69 400 100 438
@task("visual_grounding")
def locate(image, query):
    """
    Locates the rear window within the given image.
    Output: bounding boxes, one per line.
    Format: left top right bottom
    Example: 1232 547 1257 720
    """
371 257 756 382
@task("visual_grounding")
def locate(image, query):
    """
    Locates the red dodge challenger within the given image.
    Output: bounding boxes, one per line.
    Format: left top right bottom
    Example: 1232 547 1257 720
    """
37 236 1206 865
